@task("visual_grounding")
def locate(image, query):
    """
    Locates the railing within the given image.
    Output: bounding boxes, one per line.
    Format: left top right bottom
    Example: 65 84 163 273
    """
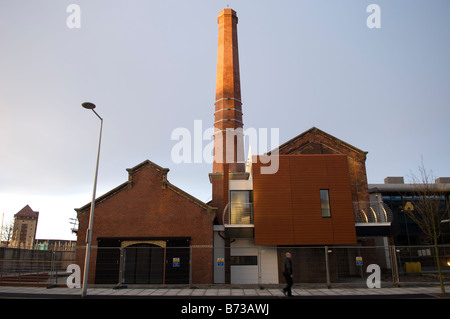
353 201 393 224
223 201 392 225
223 202 254 226
1 245 449 287
0 248 76 286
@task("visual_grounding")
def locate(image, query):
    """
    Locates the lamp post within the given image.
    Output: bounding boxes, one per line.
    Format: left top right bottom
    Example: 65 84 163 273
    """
81 102 103 297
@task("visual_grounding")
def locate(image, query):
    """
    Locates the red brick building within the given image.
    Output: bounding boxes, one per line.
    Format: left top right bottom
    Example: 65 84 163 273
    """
75 160 216 284
10 205 39 249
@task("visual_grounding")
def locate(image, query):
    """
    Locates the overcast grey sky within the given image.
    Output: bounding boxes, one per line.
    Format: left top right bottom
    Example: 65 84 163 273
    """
1 1 449 240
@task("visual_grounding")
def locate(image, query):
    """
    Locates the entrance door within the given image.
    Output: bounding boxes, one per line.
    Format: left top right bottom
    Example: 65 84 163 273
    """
123 244 164 284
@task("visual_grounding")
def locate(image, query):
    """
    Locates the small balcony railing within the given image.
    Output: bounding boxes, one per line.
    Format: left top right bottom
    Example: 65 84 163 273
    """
222 202 254 226
353 201 393 225
222 201 391 226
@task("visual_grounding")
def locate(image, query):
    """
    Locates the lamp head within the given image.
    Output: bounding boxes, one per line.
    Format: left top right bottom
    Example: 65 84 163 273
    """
82 102 96 109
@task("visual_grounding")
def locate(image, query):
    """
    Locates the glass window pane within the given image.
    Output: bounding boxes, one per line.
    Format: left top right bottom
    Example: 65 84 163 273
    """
231 190 249 203
320 189 331 218
230 191 253 224
230 256 258 266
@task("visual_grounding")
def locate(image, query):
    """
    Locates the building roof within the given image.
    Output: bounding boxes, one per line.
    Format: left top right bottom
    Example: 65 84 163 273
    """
369 183 450 194
14 205 39 218
75 159 217 214
273 127 367 159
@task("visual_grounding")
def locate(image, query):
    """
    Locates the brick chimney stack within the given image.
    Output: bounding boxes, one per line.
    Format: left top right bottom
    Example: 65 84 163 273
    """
210 9 246 227
213 8 245 174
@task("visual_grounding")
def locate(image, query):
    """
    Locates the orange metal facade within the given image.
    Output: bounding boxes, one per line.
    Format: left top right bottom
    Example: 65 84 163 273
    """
252 155 357 246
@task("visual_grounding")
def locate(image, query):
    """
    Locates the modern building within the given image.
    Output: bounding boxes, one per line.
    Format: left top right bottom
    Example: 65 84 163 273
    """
213 153 362 284
10 205 39 249
369 177 450 246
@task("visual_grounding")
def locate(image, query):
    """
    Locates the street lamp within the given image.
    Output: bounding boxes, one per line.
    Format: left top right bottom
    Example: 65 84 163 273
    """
81 102 103 297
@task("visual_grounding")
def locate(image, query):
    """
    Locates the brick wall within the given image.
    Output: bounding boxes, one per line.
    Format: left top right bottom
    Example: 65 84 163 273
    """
75 160 216 284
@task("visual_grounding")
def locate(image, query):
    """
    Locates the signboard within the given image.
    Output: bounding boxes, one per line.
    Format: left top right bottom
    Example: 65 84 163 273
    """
173 257 180 267
356 257 363 266
217 258 224 267
404 201 414 211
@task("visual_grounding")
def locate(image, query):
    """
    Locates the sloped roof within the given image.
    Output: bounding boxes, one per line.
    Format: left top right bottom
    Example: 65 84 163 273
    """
15 205 39 218
271 127 368 160
75 159 216 214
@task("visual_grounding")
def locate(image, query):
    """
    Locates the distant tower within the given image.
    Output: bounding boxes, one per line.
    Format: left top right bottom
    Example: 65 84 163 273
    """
210 8 247 224
10 205 39 249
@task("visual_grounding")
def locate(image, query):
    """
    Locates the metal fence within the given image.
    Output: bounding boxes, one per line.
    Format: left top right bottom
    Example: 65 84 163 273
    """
274 245 449 287
1 245 449 288
0 247 76 286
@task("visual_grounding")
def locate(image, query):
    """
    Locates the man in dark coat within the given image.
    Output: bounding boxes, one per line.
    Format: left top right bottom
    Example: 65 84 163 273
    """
282 252 293 297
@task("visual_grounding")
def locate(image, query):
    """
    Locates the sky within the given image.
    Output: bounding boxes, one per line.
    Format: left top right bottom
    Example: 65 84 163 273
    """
0 0 449 240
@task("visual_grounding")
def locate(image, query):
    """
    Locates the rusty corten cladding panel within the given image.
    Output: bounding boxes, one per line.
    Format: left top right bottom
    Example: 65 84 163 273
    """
252 155 357 246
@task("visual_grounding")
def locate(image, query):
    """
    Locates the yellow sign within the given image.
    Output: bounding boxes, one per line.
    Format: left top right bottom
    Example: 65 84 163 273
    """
356 257 363 266
404 202 414 211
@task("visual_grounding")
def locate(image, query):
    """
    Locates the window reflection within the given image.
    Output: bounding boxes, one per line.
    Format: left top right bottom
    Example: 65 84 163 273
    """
230 191 253 224
320 189 331 218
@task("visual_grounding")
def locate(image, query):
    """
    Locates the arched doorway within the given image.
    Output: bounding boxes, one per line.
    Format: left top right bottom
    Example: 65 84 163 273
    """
122 243 165 284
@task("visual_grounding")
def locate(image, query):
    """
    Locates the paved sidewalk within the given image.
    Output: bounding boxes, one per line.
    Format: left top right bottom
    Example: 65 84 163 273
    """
0 284 448 298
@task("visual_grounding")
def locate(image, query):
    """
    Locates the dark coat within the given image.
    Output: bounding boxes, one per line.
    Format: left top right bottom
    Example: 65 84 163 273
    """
284 257 293 277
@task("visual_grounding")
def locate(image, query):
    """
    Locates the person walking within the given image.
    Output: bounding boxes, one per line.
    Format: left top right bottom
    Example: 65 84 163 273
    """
282 252 293 297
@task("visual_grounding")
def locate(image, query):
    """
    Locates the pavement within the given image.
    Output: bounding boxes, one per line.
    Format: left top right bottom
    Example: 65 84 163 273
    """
0 284 448 299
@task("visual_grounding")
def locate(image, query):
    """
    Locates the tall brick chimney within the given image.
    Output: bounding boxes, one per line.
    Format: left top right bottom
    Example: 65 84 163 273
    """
210 9 246 226
213 8 245 174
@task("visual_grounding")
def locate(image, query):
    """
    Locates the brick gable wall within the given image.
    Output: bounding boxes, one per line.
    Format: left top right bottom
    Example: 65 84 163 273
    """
75 161 215 284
